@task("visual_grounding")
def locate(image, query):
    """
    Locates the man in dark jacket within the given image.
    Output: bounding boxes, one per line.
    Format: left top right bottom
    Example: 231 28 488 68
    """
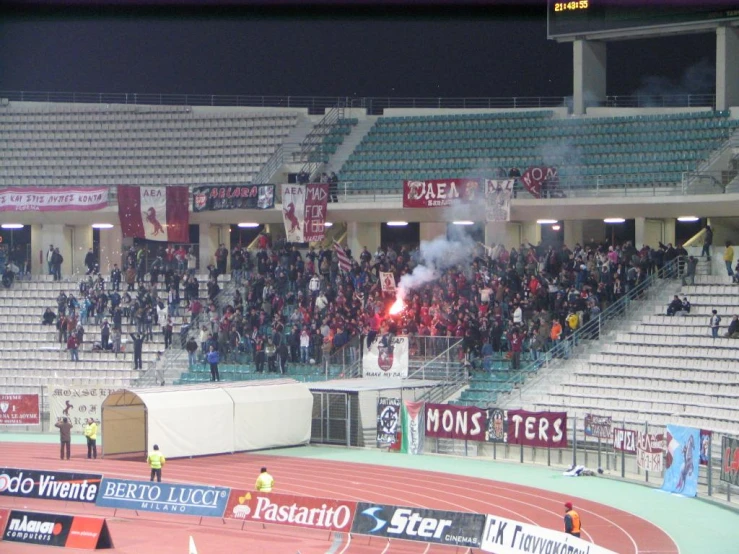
55 417 73 460
130 332 145 370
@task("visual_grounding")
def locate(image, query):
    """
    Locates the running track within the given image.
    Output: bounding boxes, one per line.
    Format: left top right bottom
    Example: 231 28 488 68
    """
0 443 680 554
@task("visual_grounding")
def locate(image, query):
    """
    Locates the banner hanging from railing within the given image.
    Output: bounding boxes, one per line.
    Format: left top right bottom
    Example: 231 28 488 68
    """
425 403 487 442
584 413 612 440
612 427 637 454
281 183 328 243
403 179 482 208
192 184 275 212
484 179 515 222
636 432 665 472
377 397 401 447
506 410 567 448
699 429 712 466
0 394 39 425
401 400 424 455
48 386 115 435
117 185 189 242
661 424 700 497
0 187 109 212
362 334 408 378
720 435 739 486
485 408 506 443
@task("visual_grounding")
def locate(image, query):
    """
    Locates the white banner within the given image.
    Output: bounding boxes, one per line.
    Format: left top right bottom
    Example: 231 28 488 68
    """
481 514 618 554
362 334 408 378
636 432 665 472
0 186 109 212
48 385 116 435
485 179 515 222
380 271 397 293
281 184 307 243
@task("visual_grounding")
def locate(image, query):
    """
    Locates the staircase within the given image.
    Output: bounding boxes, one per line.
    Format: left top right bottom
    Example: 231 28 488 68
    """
252 115 317 184
327 117 377 178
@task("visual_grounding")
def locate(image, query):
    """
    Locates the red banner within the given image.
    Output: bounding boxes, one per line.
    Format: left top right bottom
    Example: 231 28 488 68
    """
0 187 109 212
403 179 482 208
425 403 487 441
613 428 637 453
0 394 40 425
506 410 567 448
224 491 356 532
519 166 559 199
117 186 189 242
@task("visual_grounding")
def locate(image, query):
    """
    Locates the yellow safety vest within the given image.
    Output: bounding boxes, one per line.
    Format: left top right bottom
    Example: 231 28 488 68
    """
255 472 274 493
147 451 165 469
84 423 98 441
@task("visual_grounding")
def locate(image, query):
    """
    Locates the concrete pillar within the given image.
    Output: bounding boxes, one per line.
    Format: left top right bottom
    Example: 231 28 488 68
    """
573 40 607 116
71 225 93 279
31 223 72 277
563 220 584 247
716 27 739 111
663 218 676 246
199 223 218 271
98 225 123 274
420 222 447 242
634 217 646 249
347 222 381 258
484 222 521 249
520 221 542 246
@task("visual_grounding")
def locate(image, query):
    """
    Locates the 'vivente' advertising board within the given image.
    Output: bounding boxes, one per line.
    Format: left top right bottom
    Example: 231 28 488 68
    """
0 469 101 503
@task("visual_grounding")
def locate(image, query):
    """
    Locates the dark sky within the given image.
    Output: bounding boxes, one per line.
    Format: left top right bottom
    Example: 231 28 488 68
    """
0 2 718 100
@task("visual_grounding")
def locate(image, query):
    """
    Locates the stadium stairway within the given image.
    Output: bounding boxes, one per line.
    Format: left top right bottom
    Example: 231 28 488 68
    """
325 117 377 181
503 273 739 435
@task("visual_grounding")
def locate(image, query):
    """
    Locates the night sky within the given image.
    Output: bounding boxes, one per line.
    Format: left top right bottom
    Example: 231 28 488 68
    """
0 2 720 100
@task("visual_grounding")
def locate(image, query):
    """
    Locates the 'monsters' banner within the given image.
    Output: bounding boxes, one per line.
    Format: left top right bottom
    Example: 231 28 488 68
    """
48 386 115 435
403 179 482 208
401 400 424 455
662 424 700 497
484 179 515 222
425 403 487 442
117 186 189 242
519 166 559 199
377 397 401 447
0 187 109 212
485 408 506 443
584 413 612 440
281 183 328 243
362 334 408 378
224 491 357 532
720 435 739 486
506 410 567 448
636 432 665 472
380 271 396 293
192 184 275 212
0 394 39 425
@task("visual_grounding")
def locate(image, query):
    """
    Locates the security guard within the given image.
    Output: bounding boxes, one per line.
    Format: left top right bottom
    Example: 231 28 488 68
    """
84 418 98 459
255 467 274 493
147 444 166 483
564 501 582 538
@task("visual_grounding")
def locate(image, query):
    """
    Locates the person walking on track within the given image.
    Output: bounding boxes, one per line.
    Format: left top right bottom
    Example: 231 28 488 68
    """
255 467 274 493
564 501 582 538
147 444 165 482
55 417 73 460
84 417 98 459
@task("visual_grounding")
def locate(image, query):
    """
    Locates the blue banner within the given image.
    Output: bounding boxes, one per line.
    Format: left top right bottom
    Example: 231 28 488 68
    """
95 478 230 517
661 425 700 497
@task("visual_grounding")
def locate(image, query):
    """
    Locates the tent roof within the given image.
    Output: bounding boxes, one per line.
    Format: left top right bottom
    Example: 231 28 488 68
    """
306 377 440 392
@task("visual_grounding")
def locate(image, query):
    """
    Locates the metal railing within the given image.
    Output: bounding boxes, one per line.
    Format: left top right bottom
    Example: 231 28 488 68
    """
252 142 302 185
0 90 717 115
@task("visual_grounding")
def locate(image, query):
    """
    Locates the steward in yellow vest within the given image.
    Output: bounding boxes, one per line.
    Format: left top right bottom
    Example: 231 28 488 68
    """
147 444 165 483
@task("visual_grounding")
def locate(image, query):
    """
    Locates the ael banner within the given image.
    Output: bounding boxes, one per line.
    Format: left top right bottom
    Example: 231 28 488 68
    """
613 428 637 454
662 425 700 497
584 413 612 440
0 394 40 425
380 271 397 293
281 184 328 243
377 397 401 447
636 432 665 472
720 436 739 486
224 491 356 532
485 408 506 443
425 403 487 442
48 386 115 435
519 166 559 199
0 187 109 212
362 334 409 378
117 186 189 242
403 179 482 208
506 410 567 448
192 184 275 212
484 179 515 222
0 468 101 503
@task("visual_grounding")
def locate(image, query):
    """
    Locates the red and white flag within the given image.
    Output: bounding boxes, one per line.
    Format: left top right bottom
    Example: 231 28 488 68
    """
333 241 352 273
117 186 189 242
281 183 329 243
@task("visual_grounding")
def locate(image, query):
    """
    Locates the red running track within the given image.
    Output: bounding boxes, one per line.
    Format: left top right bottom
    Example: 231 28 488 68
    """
0 443 679 554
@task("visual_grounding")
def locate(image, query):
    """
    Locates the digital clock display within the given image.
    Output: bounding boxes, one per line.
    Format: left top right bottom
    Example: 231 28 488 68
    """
553 0 589 12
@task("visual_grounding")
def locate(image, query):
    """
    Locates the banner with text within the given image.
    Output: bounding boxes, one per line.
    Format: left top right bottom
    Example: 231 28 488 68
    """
351 502 486 548
403 179 482 208
506 410 567 448
192 184 275 212
485 408 507 443
425 403 487 442
636 432 665 472
117 185 189 242
612 428 637 454
48 386 115 435
0 394 40 425
224 491 356 532
484 179 515 222
401 400 425 455
720 436 739 486
519 166 560 199
0 187 109 212
380 271 397 293
584 413 612 440
377 397 401 447
281 183 328 243
662 425 700 497
0 468 101 503
96 477 230 517
481 513 618 554
362 334 408 378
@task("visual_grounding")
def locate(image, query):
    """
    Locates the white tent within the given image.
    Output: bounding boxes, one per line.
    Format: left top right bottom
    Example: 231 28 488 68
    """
101 380 313 459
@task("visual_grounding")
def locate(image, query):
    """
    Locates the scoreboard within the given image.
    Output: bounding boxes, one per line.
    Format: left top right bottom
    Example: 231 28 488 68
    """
548 0 739 38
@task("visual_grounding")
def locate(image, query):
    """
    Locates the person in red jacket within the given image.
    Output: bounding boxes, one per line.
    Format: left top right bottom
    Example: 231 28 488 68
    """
67 334 79 362
507 328 523 370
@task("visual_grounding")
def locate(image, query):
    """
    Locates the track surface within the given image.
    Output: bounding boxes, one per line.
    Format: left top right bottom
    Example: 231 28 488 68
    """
0 443 680 553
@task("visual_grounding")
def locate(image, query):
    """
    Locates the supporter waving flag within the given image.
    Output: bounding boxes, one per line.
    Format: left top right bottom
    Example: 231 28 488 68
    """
333 241 352 273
